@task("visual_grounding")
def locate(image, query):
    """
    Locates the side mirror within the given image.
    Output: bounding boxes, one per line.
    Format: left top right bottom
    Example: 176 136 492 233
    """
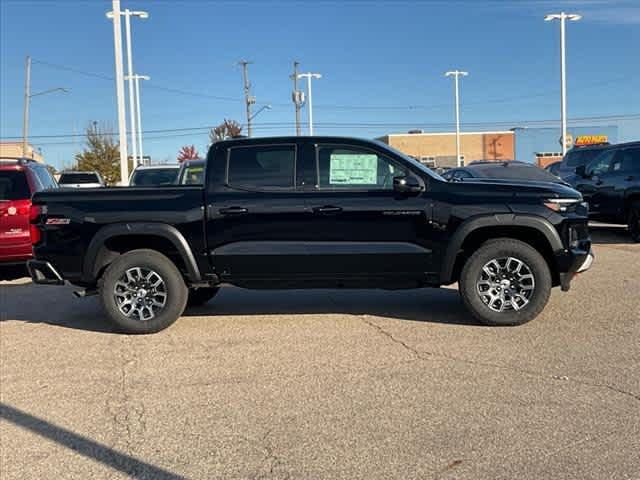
575 165 587 177
393 175 423 194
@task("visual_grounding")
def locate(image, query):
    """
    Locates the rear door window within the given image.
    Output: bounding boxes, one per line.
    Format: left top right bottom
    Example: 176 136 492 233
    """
0 171 31 200
227 145 295 190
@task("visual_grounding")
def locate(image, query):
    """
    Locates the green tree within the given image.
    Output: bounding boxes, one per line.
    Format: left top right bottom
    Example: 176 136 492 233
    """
74 122 123 185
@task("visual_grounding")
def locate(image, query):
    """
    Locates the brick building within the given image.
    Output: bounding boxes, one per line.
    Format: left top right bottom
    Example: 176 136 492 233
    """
0 141 44 163
376 131 515 167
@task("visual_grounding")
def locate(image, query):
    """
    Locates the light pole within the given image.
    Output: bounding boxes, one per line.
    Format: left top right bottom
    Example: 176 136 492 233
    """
107 7 148 167
297 72 322 135
545 12 581 156
249 104 272 122
106 0 128 183
445 70 468 167
126 74 150 165
22 56 68 158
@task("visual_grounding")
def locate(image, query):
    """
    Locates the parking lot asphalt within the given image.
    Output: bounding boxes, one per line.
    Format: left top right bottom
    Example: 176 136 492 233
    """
1 225 639 480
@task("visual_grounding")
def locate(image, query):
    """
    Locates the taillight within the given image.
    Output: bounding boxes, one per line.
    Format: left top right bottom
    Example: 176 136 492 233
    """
29 203 42 245
3 200 30 216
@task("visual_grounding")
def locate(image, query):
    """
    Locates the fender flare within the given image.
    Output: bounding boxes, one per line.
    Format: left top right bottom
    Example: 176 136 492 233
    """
440 214 563 284
82 223 201 283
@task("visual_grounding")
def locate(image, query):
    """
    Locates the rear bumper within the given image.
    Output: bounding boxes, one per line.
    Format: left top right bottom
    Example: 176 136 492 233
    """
26 260 65 285
559 248 594 292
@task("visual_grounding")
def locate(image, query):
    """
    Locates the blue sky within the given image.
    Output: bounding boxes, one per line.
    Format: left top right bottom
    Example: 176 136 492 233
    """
1 0 638 169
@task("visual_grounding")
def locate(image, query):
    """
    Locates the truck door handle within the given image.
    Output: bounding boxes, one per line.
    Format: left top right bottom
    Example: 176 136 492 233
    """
313 205 343 214
219 206 248 215
625 175 635 181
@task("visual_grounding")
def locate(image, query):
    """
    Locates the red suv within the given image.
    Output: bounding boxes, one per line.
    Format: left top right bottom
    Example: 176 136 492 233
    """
1 158 58 268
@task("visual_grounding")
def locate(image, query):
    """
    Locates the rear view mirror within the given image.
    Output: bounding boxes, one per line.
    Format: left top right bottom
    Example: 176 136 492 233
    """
393 176 423 194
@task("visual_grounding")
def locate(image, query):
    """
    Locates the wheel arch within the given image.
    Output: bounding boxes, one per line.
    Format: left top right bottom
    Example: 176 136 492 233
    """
82 223 201 284
441 214 563 286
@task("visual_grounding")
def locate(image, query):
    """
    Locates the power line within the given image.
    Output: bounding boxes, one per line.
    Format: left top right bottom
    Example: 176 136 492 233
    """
17 113 639 145
31 58 629 112
32 59 243 102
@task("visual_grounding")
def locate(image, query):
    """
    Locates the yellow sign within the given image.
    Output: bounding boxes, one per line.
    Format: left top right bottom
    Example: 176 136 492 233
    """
575 135 608 146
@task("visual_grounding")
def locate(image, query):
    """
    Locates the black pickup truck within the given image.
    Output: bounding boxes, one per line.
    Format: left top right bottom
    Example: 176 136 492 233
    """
27 136 593 333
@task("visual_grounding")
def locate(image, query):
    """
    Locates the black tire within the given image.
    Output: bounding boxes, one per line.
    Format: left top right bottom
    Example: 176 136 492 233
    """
459 238 552 326
99 249 188 334
187 287 220 307
628 203 640 243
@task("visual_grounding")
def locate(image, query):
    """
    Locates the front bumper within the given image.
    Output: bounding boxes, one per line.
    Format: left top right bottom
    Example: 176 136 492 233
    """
26 260 65 285
559 249 594 291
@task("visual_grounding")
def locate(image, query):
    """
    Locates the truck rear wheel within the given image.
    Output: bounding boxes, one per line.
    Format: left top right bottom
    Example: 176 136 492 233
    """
459 238 552 326
187 287 220 307
99 249 188 334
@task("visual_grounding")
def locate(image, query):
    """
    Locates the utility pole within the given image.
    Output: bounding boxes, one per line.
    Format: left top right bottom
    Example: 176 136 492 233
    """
22 56 67 159
291 61 302 136
238 60 255 137
297 72 322 135
107 0 129 183
22 56 31 158
545 12 581 156
445 70 468 167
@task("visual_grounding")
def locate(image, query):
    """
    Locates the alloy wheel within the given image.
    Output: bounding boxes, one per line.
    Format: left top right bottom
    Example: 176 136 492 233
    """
113 267 167 321
476 256 535 312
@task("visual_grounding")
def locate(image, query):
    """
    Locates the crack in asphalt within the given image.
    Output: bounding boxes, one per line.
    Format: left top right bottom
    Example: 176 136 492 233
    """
105 336 148 477
360 316 429 361
359 315 640 404
250 429 290 480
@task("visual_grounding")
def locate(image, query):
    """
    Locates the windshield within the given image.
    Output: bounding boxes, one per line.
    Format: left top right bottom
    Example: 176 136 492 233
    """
130 168 179 186
373 141 445 181
564 149 604 168
59 172 100 184
179 164 205 185
0 170 30 200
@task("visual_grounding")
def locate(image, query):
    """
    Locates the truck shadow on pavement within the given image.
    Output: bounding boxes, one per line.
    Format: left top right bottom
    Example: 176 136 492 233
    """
2 280 478 332
0 281 117 333
183 287 479 326
0 402 185 479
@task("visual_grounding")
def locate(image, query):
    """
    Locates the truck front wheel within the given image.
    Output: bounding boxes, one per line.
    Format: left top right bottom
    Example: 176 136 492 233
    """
99 249 188 334
459 238 552 326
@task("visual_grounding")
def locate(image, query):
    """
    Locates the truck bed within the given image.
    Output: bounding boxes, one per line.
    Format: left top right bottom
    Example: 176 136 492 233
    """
32 186 207 283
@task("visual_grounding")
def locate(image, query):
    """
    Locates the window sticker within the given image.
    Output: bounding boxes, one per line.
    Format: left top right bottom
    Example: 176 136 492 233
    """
329 153 378 185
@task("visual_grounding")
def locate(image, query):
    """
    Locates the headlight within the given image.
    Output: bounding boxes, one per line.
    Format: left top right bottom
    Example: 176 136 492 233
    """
543 198 582 213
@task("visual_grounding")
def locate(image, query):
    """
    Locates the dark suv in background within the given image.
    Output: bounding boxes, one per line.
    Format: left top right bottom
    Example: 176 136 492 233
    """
557 142 611 180
1 158 57 273
568 141 640 241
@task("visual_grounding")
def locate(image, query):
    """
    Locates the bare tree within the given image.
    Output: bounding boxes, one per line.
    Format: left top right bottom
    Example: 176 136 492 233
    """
177 145 200 163
209 119 243 144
